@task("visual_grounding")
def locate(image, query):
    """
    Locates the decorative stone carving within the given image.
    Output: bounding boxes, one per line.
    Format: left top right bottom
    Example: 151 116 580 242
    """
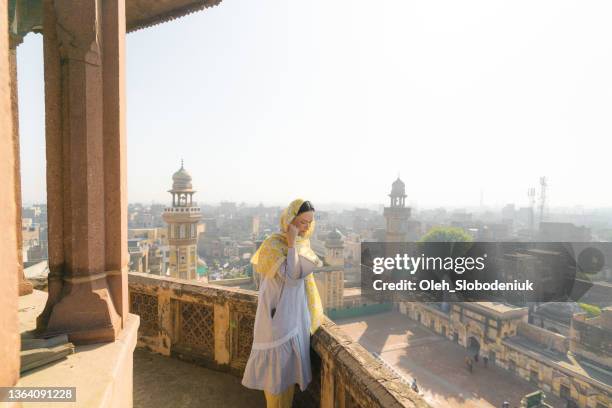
180 301 214 357
54 0 101 63
130 291 159 336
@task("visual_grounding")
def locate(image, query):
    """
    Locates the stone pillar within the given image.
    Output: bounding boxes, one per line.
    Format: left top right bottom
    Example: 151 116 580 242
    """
320 358 335 408
37 0 128 344
9 40 34 297
102 0 129 328
0 0 21 387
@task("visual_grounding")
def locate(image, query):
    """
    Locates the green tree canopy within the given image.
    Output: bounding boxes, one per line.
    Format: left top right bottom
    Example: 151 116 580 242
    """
578 303 601 318
419 226 473 243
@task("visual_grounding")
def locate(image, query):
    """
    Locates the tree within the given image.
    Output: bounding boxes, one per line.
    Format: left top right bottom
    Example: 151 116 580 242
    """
419 226 473 243
417 226 474 305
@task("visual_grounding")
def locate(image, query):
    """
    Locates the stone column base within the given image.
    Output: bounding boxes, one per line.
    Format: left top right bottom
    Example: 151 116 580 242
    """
19 313 140 408
38 275 122 345
19 278 33 296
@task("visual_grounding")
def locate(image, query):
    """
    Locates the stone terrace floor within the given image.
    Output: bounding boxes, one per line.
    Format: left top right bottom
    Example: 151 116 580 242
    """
134 347 266 408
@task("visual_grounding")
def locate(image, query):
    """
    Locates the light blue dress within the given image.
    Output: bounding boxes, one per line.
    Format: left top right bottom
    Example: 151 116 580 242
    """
241 247 317 394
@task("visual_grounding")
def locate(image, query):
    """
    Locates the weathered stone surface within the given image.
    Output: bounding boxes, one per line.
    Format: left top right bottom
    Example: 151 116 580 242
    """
0 0 21 388
134 347 265 407
36 0 129 345
311 319 428 408
17 290 140 408
129 272 429 407
8 45 33 298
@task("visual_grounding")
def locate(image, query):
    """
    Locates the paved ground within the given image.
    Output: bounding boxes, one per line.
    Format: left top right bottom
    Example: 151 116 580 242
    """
336 311 564 408
133 348 266 408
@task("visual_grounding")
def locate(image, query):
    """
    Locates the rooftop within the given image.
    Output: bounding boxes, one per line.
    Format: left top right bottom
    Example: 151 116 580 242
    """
463 302 527 319
504 335 612 394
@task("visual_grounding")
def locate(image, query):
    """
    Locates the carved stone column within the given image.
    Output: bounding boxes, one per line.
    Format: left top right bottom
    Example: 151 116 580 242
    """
37 0 128 345
0 0 21 387
9 40 34 297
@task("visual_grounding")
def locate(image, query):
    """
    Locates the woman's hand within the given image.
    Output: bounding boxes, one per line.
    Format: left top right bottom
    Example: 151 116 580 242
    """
286 224 299 248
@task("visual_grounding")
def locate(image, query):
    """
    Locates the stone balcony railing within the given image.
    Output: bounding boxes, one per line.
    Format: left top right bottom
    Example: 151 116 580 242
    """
163 207 201 213
128 272 428 408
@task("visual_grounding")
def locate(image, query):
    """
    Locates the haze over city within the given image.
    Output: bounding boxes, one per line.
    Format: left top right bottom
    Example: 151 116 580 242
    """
16 0 612 208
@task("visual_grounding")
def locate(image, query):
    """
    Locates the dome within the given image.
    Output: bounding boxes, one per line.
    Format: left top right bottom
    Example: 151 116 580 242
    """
325 228 344 248
390 176 406 197
327 229 342 241
172 162 193 191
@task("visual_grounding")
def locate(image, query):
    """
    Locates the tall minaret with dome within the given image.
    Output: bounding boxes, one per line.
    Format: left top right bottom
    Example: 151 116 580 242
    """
383 176 411 242
162 161 202 280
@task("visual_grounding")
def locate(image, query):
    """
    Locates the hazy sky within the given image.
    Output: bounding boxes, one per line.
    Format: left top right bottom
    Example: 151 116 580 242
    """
16 0 612 209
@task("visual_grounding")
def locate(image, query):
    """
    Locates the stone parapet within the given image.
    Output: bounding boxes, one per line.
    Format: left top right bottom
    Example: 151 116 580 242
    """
128 272 427 407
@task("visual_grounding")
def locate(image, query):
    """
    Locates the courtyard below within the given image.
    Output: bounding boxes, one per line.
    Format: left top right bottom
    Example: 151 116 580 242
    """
336 311 564 408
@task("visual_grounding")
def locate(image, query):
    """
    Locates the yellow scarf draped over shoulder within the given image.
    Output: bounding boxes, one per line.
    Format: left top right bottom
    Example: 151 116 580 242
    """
251 198 324 335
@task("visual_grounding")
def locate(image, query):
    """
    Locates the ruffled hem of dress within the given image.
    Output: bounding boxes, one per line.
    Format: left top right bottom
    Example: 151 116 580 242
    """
241 331 311 394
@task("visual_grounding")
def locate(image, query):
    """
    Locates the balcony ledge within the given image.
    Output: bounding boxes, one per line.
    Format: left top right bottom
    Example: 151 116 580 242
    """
17 290 140 408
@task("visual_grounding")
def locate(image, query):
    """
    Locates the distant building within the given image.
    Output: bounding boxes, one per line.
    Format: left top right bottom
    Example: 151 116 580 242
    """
342 234 361 285
538 222 591 242
147 243 169 276
128 227 164 241
477 223 511 241
497 247 576 306
126 227 170 275
128 238 149 272
570 307 612 369
532 302 583 336
162 162 202 280
219 201 237 215
401 300 612 407
342 287 379 309
383 177 412 242
501 203 516 222
314 229 345 311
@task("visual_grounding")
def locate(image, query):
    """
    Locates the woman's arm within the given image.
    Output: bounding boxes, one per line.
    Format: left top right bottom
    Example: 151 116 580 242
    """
279 248 316 281
280 247 301 280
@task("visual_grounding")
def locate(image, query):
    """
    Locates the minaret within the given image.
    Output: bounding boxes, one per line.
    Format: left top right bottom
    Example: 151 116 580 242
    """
314 229 345 311
324 229 344 267
383 176 411 242
162 161 202 280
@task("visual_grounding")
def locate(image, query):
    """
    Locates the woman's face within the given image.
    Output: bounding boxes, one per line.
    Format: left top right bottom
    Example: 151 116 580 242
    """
291 210 314 236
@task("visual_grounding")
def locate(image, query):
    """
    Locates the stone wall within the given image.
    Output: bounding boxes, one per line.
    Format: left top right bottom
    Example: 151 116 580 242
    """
517 321 568 354
571 310 612 369
399 302 611 408
129 272 255 375
0 0 21 389
128 272 428 407
209 276 254 287
399 301 524 353
501 340 611 408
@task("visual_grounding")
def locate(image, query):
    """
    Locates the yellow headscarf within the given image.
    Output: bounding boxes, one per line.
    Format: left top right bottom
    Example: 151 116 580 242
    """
251 198 325 334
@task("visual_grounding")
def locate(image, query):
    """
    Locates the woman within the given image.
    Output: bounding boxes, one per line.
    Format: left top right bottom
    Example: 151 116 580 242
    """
241 198 324 408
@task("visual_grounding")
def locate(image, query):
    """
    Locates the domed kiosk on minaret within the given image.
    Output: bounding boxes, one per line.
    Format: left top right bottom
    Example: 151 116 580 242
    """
168 160 196 205
325 228 344 249
383 176 411 242
162 160 202 280
389 176 407 207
